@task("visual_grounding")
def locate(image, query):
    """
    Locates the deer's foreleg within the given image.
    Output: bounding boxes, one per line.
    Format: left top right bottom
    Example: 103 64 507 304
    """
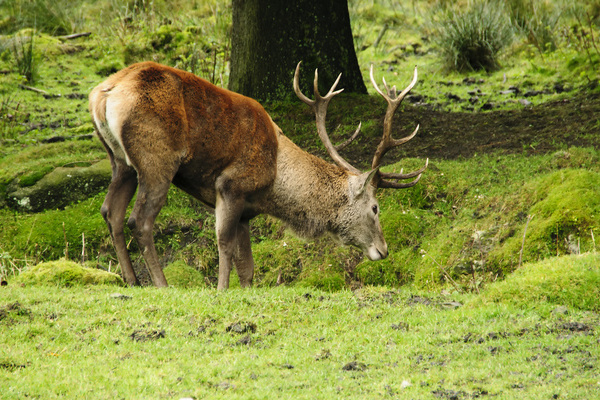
233 219 254 288
215 190 246 290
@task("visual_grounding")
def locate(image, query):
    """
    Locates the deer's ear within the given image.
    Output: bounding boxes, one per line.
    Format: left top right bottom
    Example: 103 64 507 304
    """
352 168 379 198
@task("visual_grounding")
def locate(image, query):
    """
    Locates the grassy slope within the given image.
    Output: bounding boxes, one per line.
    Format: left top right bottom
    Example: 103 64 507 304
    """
0 0 599 290
1 253 598 399
0 2 599 397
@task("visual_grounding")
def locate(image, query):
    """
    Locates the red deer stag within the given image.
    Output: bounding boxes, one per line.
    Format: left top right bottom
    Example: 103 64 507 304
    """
89 61 427 289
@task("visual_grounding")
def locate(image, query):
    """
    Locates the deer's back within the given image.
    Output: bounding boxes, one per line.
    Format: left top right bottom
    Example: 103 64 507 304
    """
89 62 279 206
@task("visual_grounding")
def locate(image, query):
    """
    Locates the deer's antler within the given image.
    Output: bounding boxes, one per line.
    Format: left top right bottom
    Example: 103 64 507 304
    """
369 65 428 189
294 62 362 175
294 61 427 188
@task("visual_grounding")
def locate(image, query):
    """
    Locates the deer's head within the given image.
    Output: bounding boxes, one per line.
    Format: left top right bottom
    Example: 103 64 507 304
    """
294 62 428 261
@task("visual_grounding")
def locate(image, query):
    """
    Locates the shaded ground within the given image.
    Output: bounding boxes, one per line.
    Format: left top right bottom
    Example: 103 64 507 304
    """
308 91 600 170
408 92 600 160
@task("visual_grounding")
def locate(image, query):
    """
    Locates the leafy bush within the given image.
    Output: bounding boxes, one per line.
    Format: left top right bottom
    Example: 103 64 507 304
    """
437 1 514 71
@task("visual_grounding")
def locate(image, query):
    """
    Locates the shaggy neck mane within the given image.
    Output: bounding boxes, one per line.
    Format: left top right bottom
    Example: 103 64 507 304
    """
261 134 351 239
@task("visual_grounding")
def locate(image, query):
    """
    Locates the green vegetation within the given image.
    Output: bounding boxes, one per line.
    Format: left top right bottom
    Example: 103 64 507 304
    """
12 259 124 286
4 148 599 293
1 259 598 398
477 253 600 311
163 260 205 288
0 0 599 290
436 1 514 71
0 1 598 397
10 30 38 82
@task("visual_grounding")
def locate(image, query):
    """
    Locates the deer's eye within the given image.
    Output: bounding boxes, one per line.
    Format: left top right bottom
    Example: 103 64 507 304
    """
372 205 378 215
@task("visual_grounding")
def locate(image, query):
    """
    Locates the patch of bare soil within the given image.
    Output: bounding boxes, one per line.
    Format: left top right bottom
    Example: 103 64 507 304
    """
401 92 600 160
339 92 600 168
130 326 166 342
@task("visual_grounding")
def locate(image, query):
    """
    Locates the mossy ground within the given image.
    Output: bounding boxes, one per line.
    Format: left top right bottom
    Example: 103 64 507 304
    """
1 258 598 399
0 0 599 290
12 259 124 286
476 253 600 312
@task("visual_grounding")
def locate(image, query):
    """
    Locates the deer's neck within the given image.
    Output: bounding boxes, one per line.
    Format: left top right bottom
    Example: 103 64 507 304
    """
262 134 351 239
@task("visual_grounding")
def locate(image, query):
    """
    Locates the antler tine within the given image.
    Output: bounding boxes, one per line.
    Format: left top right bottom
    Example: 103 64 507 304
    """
378 168 424 189
393 123 420 148
293 61 314 106
369 64 427 188
294 61 361 175
314 69 344 99
335 122 362 151
370 65 418 104
381 77 398 99
380 158 429 181
398 66 418 100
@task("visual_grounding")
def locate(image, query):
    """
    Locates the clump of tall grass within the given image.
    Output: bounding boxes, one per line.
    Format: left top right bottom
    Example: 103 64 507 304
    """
506 0 562 53
11 31 37 83
566 5 600 71
436 1 514 72
0 0 81 35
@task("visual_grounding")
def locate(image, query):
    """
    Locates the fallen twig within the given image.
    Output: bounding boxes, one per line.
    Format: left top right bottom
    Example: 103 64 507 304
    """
18 84 50 95
421 249 463 294
59 32 92 41
518 214 534 268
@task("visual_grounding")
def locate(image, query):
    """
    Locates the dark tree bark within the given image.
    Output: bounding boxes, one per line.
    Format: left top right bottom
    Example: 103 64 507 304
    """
229 0 367 101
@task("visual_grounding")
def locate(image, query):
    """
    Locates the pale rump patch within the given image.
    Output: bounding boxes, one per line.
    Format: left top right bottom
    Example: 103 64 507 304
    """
96 96 133 166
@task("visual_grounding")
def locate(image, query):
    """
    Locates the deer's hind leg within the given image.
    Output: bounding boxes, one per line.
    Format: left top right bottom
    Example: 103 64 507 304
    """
101 156 139 286
126 174 174 288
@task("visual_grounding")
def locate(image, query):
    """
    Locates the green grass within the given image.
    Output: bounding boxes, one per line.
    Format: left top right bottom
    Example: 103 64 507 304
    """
1 257 598 399
0 3 598 396
2 147 600 290
476 253 600 311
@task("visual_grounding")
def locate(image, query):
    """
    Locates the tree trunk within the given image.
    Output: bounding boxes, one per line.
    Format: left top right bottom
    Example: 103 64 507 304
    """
230 0 367 101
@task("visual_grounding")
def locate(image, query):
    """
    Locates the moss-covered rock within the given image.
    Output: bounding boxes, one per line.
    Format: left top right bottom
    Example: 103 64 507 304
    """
488 169 600 271
163 260 204 288
7 159 111 212
475 253 600 312
13 259 124 287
